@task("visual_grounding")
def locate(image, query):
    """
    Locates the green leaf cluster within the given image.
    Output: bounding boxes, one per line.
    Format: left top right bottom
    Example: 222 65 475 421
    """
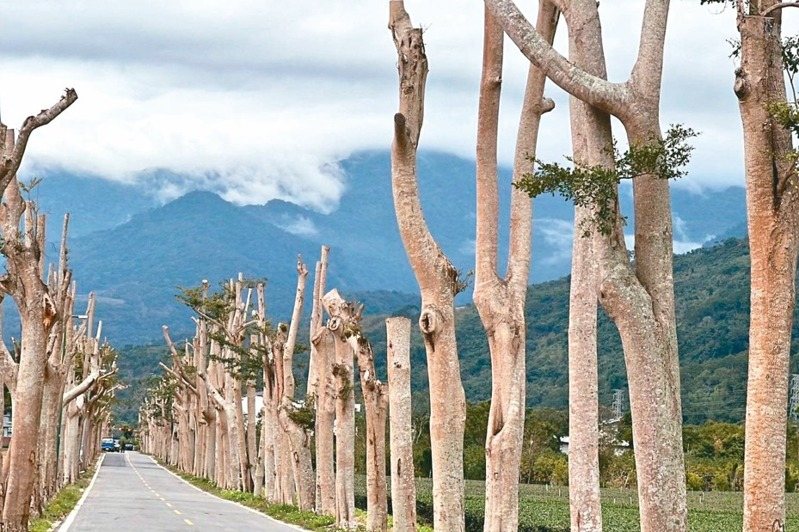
515 125 697 236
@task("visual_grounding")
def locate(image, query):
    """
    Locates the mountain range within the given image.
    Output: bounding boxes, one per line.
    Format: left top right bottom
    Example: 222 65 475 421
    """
12 150 747 344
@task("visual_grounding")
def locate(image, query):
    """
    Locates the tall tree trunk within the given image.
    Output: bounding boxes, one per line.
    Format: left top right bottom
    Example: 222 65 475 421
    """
313 327 336 515
2 324 48 530
309 246 334 515
385 317 416 532
0 91 77 531
389 4 466 529
486 1 687 528
356 338 388 532
473 4 556 530
561 1 607 529
324 289 359 529
735 4 799 529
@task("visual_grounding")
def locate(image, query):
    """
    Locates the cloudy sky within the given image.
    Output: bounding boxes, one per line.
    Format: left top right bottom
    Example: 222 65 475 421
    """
0 0 769 210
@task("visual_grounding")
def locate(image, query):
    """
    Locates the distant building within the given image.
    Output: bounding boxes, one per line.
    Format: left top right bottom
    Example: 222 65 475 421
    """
559 435 630 457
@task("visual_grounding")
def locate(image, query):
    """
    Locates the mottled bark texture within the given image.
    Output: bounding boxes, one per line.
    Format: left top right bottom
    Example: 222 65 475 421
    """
389 2 466 529
310 246 335 515
486 0 687 529
386 317 417 532
312 327 336 515
356 337 388 532
473 4 556 530
562 1 609 529
735 3 799 530
386 318 416 532
323 289 359 529
0 90 77 531
277 258 314 510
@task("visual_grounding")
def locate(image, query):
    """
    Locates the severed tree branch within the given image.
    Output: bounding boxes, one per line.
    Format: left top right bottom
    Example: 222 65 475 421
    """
159 362 199 396
62 368 101 405
762 1 799 15
0 89 78 195
483 0 629 115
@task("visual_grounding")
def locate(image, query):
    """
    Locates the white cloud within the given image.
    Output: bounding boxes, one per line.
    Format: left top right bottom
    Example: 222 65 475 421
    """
0 0 777 207
276 215 320 238
536 218 574 266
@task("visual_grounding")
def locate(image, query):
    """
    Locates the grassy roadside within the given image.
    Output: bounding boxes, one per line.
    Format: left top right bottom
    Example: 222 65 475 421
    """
157 460 334 530
29 459 99 532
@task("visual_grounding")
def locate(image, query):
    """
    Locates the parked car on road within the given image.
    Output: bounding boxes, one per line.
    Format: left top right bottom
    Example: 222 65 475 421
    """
101 438 120 452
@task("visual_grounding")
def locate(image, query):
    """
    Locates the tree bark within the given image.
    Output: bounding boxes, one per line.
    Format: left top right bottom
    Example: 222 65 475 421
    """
473 3 556 530
486 1 687 529
313 327 336 515
389 3 466 529
323 289 359 529
735 5 799 530
385 317 416 532
356 337 388 532
0 92 76 531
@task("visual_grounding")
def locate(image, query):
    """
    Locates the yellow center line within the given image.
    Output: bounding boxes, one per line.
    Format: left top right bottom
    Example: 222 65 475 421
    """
174 510 182 515
184 519 194 526
166 502 173 508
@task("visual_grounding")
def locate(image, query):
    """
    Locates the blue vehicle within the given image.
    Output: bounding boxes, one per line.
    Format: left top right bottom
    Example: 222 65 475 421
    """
101 438 120 452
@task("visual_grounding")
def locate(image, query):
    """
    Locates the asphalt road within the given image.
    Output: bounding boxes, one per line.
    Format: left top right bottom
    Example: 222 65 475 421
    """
63 451 298 531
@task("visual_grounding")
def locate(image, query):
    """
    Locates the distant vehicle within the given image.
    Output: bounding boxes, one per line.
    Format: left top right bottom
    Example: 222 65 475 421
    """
124 443 134 451
101 438 119 452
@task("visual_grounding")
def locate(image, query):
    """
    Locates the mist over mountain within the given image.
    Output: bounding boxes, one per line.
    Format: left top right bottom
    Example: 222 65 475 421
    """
11 150 746 344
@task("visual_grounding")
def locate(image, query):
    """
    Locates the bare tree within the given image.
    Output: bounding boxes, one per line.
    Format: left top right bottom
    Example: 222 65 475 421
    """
385 317 416 532
389 3 466 528
276 258 315 510
473 3 556 529
485 0 690 528
726 1 799 528
0 90 77 531
309 247 336 515
355 336 388 532
323 289 359 529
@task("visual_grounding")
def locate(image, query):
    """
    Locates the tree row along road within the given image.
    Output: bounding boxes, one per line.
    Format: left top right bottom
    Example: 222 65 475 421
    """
63 452 297 531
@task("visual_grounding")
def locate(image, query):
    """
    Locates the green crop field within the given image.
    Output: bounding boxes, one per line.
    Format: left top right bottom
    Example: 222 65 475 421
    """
356 477 799 531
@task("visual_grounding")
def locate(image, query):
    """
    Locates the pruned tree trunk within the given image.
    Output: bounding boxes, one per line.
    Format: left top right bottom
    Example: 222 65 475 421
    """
313 327 336 515
276 258 314 510
323 289 359 529
355 337 388 532
0 90 78 531
561 1 606 529
734 3 799 529
385 317 416 532
389 3 466 529
473 3 556 530
309 246 335 515
487 1 687 528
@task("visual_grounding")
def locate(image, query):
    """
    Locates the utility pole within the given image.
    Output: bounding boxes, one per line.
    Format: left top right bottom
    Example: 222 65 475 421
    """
789 374 799 423
612 389 624 422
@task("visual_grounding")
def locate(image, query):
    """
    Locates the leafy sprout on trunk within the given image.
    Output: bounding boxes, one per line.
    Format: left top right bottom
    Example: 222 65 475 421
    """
515 124 697 236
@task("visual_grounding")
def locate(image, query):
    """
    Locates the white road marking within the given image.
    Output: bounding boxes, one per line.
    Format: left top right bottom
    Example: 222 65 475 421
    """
58 454 106 532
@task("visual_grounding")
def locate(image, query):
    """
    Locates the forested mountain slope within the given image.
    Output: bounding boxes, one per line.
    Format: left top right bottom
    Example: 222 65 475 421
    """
116 238 775 425
15 151 745 344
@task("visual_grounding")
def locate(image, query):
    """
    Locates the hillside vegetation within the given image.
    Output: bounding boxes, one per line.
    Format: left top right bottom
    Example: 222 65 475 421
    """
117 237 783 425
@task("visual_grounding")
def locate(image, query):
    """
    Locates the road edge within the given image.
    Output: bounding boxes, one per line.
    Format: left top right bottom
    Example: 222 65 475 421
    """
144 453 306 531
57 452 106 532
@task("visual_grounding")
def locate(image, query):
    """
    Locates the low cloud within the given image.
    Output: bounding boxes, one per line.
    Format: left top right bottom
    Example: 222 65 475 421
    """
535 218 574 266
276 215 320 238
0 0 774 208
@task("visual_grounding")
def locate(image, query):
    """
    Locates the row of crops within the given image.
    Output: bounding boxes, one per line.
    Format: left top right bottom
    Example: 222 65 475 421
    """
356 477 799 531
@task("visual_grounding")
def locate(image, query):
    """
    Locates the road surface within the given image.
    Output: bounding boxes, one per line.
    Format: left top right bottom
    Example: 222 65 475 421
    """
63 451 297 531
